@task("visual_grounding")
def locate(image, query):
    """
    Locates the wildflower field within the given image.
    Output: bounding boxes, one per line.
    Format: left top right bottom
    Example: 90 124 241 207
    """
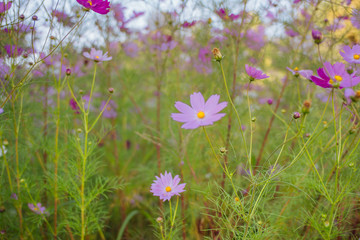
1 0 360 239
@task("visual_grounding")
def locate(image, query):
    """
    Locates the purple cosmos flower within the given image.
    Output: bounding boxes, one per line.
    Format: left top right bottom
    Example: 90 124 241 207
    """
245 64 269 81
351 9 360 29
171 92 227 129
69 99 80 114
0 1 11 13
100 100 117 118
344 88 360 104
285 28 299 37
28 203 46 215
83 48 112 62
311 29 323 44
4 45 24 57
11 193 18 200
76 0 110 15
123 42 139 58
286 67 313 79
150 171 186 202
245 26 265 50
340 45 360 64
310 62 360 88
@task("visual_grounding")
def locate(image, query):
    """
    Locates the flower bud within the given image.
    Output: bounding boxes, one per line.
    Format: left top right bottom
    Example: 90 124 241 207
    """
348 162 354 168
347 67 354 75
23 53 28 58
19 14 25 20
302 100 311 114
50 36 56 40
156 217 163 223
32 15 38 21
312 29 323 44
77 128 82 134
293 112 301 119
212 48 223 62
234 197 240 202
3 140 8 146
79 90 84 95
251 117 257 122
219 147 227 154
108 87 114 94
267 98 273 105
66 68 71 76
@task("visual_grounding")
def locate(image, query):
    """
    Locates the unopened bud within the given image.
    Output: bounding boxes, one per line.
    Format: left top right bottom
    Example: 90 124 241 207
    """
348 162 354 168
302 100 311 114
77 128 82 134
251 117 257 122
219 147 227 154
66 68 71 76
293 112 301 119
32 15 38 21
108 87 114 94
23 53 28 58
19 14 25 20
3 140 8 146
267 98 273 105
312 29 323 44
50 36 56 40
156 217 163 223
212 48 223 62
79 90 84 95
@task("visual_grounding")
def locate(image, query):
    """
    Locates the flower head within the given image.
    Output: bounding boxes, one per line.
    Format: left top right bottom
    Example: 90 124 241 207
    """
100 100 117 118
310 62 360 89
83 48 112 62
171 92 227 129
286 67 313 79
0 1 12 13
245 64 269 81
150 171 186 201
340 44 360 64
28 203 46 215
4 45 23 57
76 0 110 15
311 29 323 44
351 9 360 29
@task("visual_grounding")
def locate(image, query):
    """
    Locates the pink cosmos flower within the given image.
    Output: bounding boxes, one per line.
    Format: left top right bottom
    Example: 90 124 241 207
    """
245 64 269 81
4 45 23 57
150 171 186 202
286 67 313 79
100 100 117 118
351 9 360 29
28 203 46 215
310 62 360 88
0 1 11 13
171 92 227 129
83 48 112 62
123 42 139 58
340 45 360 64
76 0 110 15
344 88 360 104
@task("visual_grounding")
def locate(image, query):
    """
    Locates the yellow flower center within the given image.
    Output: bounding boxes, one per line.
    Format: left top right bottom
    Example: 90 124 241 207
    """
356 90 360 98
88 0 92 6
323 121 327 124
354 54 360 60
329 79 334 84
235 197 239 202
334 75 342 82
34 207 38 211
95 56 99 59
294 67 299 71
197 111 205 119
165 186 172 192
107 106 111 111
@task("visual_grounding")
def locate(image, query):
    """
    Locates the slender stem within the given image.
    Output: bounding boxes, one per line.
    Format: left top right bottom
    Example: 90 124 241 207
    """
246 82 253 176
218 62 249 166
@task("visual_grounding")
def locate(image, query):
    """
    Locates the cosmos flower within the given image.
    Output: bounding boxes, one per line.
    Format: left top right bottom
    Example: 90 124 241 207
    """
76 0 110 15
83 48 112 62
100 100 117 118
4 45 24 57
123 42 139 58
285 28 299 37
171 92 227 129
245 64 269 81
350 9 360 29
340 45 360 64
0 1 11 13
28 203 46 215
344 88 360 104
310 62 360 88
69 99 80 114
181 20 196 28
311 29 323 44
245 26 265 51
286 67 313 79
150 171 186 202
